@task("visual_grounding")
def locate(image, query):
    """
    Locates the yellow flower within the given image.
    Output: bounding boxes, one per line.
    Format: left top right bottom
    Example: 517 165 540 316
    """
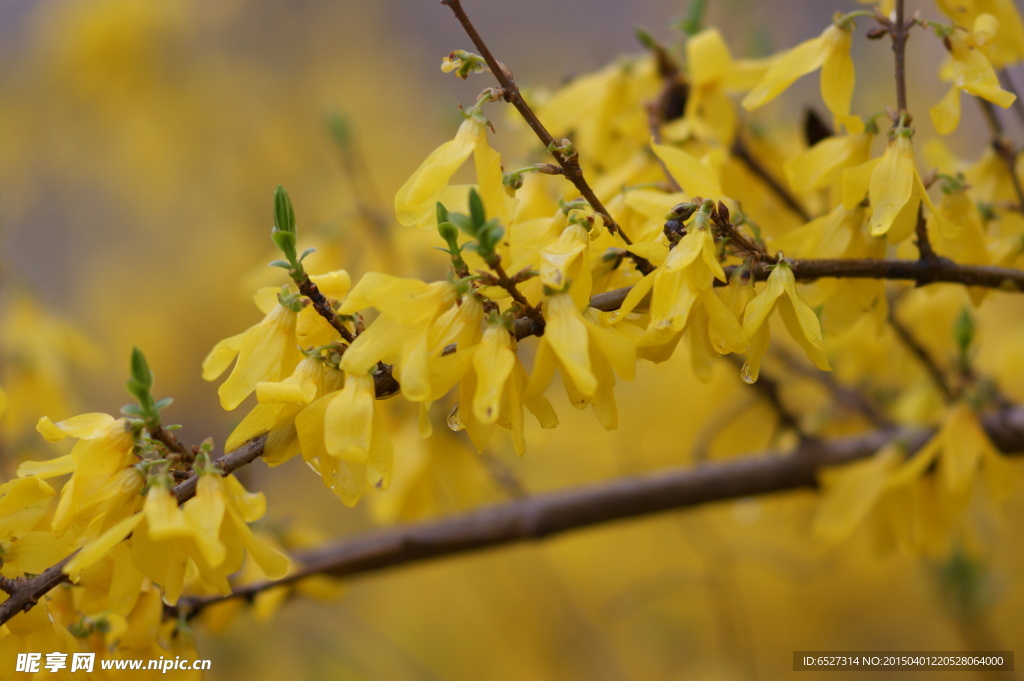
617 220 746 368
784 130 873 195
0 477 67 578
66 474 288 604
742 20 860 132
294 372 393 506
741 261 831 383
202 301 302 411
527 293 635 429
394 116 514 229
849 130 957 240
935 0 1024 68
338 274 459 402
669 28 771 147
22 413 142 544
887 402 1012 498
224 356 338 464
813 443 901 544
930 16 1018 135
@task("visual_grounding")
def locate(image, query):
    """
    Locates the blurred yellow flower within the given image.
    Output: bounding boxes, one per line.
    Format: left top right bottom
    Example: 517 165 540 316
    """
930 15 1018 135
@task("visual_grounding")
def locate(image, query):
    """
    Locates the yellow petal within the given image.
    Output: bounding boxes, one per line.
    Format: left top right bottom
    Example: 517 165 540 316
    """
814 444 899 543
930 86 962 136
742 30 831 110
395 118 479 226
64 513 142 578
324 374 375 463
651 141 722 198
820 27 855 120
545 294 597 397
472 325 515 425
868 135 916 236
36 413 116 442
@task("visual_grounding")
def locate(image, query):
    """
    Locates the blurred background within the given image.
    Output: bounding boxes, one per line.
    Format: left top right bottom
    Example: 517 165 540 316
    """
1 0 1021 679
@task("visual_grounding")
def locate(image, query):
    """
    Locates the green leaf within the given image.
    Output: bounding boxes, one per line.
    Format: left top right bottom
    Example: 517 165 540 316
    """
153 397 174 412
298 247 317 262
269 259 292 269
121 404 145 417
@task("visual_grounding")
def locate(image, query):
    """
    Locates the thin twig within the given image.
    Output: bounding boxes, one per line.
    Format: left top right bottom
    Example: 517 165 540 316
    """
997 69 1024 126
731 137 812 223
892 0 909 118
913 203 938 262
888 312 955 401
439 0 654 275
772 346 891 428
295 275 356 343
171 405 1024 618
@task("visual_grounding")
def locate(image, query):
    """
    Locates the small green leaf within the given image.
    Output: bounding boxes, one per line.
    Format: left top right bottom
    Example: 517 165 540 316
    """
298 247 317 262
153 397 174 412
269 259 292 269
121 404 145 417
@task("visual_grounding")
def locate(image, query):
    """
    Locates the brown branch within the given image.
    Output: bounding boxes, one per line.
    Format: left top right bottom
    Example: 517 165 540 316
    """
0 435 269 626
439 0 654 275
585 257 1024 315
485 256 544 330
172 405 1024 618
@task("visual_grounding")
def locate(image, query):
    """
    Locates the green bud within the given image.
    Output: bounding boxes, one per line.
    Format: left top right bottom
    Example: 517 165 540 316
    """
326 110 352 155
130 347 153 391
273 185 296 235
468 188 486 231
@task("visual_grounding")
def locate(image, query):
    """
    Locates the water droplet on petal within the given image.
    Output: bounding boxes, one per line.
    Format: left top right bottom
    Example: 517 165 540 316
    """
447 403 465 431
740 362 757 385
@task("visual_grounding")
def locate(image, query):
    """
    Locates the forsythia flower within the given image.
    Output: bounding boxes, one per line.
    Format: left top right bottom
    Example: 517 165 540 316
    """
21 413 141 545
847 129 957 240
935 0 1024 68
742 18 860 132
527 293 635 429
741 260 831 383
338 273 458 402
930 15 1018 135
224 356 338 464
66 473 289 604
394 115 514 229
617 215 746 369
887 401 1013 498
203 299 302 411
0 477 67 578
295 372 393 506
